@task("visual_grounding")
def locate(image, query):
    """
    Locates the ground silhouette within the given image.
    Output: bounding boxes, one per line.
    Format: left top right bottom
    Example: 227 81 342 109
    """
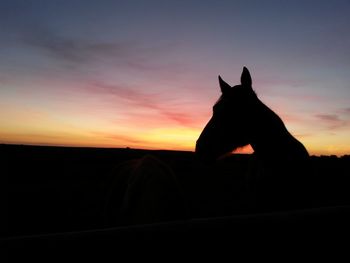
4 144 350 254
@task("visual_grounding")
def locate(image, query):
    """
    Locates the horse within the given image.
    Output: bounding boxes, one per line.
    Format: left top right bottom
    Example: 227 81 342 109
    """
196 67 313 212
104 155 189 226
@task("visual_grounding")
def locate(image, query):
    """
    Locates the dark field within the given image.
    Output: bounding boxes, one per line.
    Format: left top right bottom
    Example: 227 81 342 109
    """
3 144 350 250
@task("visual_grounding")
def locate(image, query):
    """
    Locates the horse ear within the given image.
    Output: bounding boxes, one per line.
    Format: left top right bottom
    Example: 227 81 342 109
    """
218 75 231 94
241 67 252 87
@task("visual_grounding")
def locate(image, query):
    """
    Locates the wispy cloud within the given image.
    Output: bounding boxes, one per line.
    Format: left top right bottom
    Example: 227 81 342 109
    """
315 114 348 130
342 108 350 115
13 26 187 75
86 81 201 127
315 114 340 122
89 131 145 145
19 27 143 65
293 133 314 139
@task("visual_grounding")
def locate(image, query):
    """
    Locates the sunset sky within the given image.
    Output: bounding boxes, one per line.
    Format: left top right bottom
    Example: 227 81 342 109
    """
0 0 349 156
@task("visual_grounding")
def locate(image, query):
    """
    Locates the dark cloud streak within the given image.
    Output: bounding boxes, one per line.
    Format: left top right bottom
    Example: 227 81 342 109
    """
9 26 188 79
343 108 350 115
19 27 142 64
315 114 348 130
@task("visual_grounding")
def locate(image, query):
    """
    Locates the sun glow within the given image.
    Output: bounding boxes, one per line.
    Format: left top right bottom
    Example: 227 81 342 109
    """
233 144 254 154
141 128 201 150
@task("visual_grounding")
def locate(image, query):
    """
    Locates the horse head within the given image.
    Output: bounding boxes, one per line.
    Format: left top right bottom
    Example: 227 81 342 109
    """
196 67 258 161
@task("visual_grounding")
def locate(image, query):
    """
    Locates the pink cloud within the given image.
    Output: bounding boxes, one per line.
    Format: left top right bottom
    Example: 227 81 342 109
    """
85 81 203 127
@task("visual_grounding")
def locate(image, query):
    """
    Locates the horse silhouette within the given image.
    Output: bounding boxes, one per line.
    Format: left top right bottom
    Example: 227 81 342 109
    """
104 155 188 225
196 67 313 211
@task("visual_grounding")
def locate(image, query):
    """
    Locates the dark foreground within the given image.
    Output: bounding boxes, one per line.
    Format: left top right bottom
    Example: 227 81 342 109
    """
3 144 350 254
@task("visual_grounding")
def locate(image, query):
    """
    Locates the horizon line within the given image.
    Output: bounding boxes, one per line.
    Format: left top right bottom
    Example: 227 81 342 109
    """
1 142 349 158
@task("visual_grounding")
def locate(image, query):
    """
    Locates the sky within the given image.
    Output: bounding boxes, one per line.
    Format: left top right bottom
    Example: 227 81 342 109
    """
0 0 349 156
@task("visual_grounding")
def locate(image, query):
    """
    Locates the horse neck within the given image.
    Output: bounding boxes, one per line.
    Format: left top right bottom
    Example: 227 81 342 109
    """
249 100 309 161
